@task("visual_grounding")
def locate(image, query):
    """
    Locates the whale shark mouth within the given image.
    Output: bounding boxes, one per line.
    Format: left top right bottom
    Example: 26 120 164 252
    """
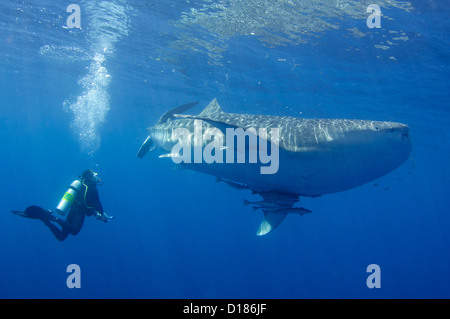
401 131 410 141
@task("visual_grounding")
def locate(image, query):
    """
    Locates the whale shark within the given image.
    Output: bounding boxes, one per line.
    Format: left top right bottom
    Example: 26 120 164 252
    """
137 98 412 235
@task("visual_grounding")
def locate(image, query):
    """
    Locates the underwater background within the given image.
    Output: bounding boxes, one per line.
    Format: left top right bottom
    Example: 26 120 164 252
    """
0 0 449 298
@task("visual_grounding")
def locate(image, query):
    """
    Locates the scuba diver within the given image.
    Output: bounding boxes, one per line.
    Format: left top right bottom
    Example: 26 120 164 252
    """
12 169 113 241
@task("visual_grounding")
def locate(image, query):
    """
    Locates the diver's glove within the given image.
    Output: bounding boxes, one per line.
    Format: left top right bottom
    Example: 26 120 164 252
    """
95 211 114 223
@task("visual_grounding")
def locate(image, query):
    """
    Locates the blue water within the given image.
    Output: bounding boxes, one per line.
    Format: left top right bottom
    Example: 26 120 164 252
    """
1 0 449 299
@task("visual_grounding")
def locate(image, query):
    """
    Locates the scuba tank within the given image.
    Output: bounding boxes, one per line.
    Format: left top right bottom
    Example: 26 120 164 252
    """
55 180 83 216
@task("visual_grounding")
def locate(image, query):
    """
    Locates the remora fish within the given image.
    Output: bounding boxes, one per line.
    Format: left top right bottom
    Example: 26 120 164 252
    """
260 207 312 215
137 99 412 235
216 177 248 191
244 199 291 209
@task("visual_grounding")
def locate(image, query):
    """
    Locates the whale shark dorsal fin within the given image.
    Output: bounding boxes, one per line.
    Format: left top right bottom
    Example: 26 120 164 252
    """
199 98 225 117
156 101 198 124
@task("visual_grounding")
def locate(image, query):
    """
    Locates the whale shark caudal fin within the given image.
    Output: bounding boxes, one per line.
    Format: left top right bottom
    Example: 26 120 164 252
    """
256 211 288 236
175 114 248 142
173 112 280 154
137 135 153 158
156 101 198 125
137 102 198 158
173 113 268 155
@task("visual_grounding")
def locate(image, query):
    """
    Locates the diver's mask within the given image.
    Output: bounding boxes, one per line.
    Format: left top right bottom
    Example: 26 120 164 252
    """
92 171 103 186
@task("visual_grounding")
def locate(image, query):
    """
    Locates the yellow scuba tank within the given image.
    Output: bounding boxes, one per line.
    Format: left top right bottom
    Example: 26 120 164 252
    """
55 180 83 216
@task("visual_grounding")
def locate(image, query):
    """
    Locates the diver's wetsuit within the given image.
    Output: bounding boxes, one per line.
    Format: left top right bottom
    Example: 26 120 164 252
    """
45 181 103 241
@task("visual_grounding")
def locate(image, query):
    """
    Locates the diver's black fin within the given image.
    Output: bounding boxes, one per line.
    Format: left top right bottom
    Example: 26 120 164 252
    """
11 206 48 220
11 210 27 217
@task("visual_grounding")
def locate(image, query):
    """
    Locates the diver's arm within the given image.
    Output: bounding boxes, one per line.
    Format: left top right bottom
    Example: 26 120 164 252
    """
85 185 104 213
95 211 113 222
83 183 114 222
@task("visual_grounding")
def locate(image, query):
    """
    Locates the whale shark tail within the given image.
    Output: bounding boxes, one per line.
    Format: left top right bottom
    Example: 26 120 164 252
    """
137 102 198 159
137 136 153 159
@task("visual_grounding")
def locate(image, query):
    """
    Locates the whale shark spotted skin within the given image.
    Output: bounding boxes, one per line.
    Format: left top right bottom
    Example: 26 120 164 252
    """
138 99 412 235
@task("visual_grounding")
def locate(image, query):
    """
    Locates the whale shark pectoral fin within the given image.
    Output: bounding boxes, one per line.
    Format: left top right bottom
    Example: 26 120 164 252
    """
137 136 153 158
156 101 198 125
256 211 287 236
